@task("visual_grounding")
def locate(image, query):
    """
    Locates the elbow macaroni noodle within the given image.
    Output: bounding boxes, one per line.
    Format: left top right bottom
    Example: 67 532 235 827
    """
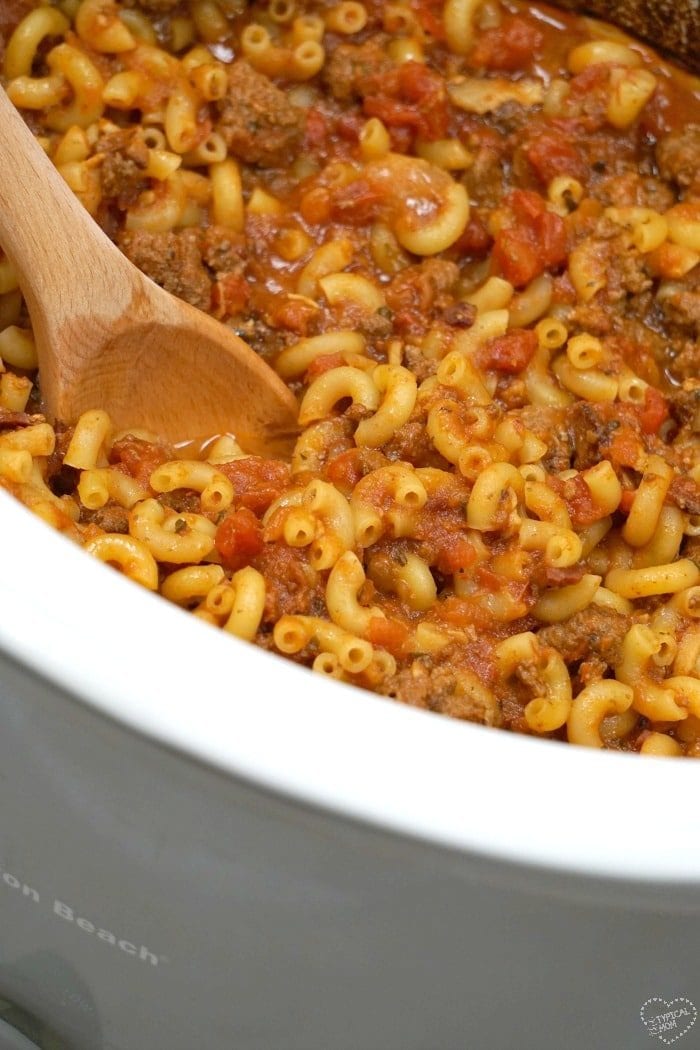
2 0 700 754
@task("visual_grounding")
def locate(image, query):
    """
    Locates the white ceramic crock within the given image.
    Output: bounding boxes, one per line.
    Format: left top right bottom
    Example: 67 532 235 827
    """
0 487 698 1050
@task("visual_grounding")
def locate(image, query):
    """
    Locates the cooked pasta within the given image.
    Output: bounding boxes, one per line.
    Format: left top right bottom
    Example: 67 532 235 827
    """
3 0 700 755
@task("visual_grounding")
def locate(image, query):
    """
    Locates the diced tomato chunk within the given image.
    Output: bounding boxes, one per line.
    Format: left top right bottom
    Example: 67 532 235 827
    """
325 449 364 494
638 387 669 435
335 112 364 142
436 596 493 630
434 537 477 575
398 62 450 139
548 474 610 528
363 97 421 128
455 213 492 255
398 60 439 102
368 616 409 656
608 427 643 469
475 566 503 591
211 272 249 319
524 130 586 185
412 0 446 40
387 126 414 153
304 107 327 149
493 228 542 287
493 191 567 286
299 187 331 225
330 179 384 225
215 507 264 571
477 329 538 374
363 62 448 142
568 63 611 98
510 189 546 224
545 565 586 587
109 435 168 486
305 352 345 380
217 457 291 515
470 15 543 71
535 210 568 268
271 295 317 336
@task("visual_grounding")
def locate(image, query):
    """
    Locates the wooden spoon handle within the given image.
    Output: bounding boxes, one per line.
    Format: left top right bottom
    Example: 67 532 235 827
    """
0 87 129 325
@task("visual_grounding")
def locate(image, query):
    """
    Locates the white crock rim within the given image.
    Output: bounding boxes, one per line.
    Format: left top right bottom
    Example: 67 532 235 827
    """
1 488 698 884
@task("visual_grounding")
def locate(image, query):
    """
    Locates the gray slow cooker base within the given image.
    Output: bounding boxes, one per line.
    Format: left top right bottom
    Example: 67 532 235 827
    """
0 646 696 1050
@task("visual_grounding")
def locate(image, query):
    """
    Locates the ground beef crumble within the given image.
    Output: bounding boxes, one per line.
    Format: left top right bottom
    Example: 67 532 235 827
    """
215 61 305 168
537 607 631 668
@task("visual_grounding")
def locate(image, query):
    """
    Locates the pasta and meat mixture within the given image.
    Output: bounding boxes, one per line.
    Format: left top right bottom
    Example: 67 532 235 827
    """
2 0 700 755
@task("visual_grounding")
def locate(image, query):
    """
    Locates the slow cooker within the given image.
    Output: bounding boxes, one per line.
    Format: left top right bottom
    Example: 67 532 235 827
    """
1 486 699 1050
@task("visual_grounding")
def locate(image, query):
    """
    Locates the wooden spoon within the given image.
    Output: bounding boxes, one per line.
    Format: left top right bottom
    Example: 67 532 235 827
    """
547 0 699 75
0 87 299 457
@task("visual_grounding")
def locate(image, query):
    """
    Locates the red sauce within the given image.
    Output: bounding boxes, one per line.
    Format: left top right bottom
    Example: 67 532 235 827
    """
3 0 700 752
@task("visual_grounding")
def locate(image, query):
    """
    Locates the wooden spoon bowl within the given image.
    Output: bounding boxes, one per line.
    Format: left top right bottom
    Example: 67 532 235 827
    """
549 0 700 74
0 87 299 457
